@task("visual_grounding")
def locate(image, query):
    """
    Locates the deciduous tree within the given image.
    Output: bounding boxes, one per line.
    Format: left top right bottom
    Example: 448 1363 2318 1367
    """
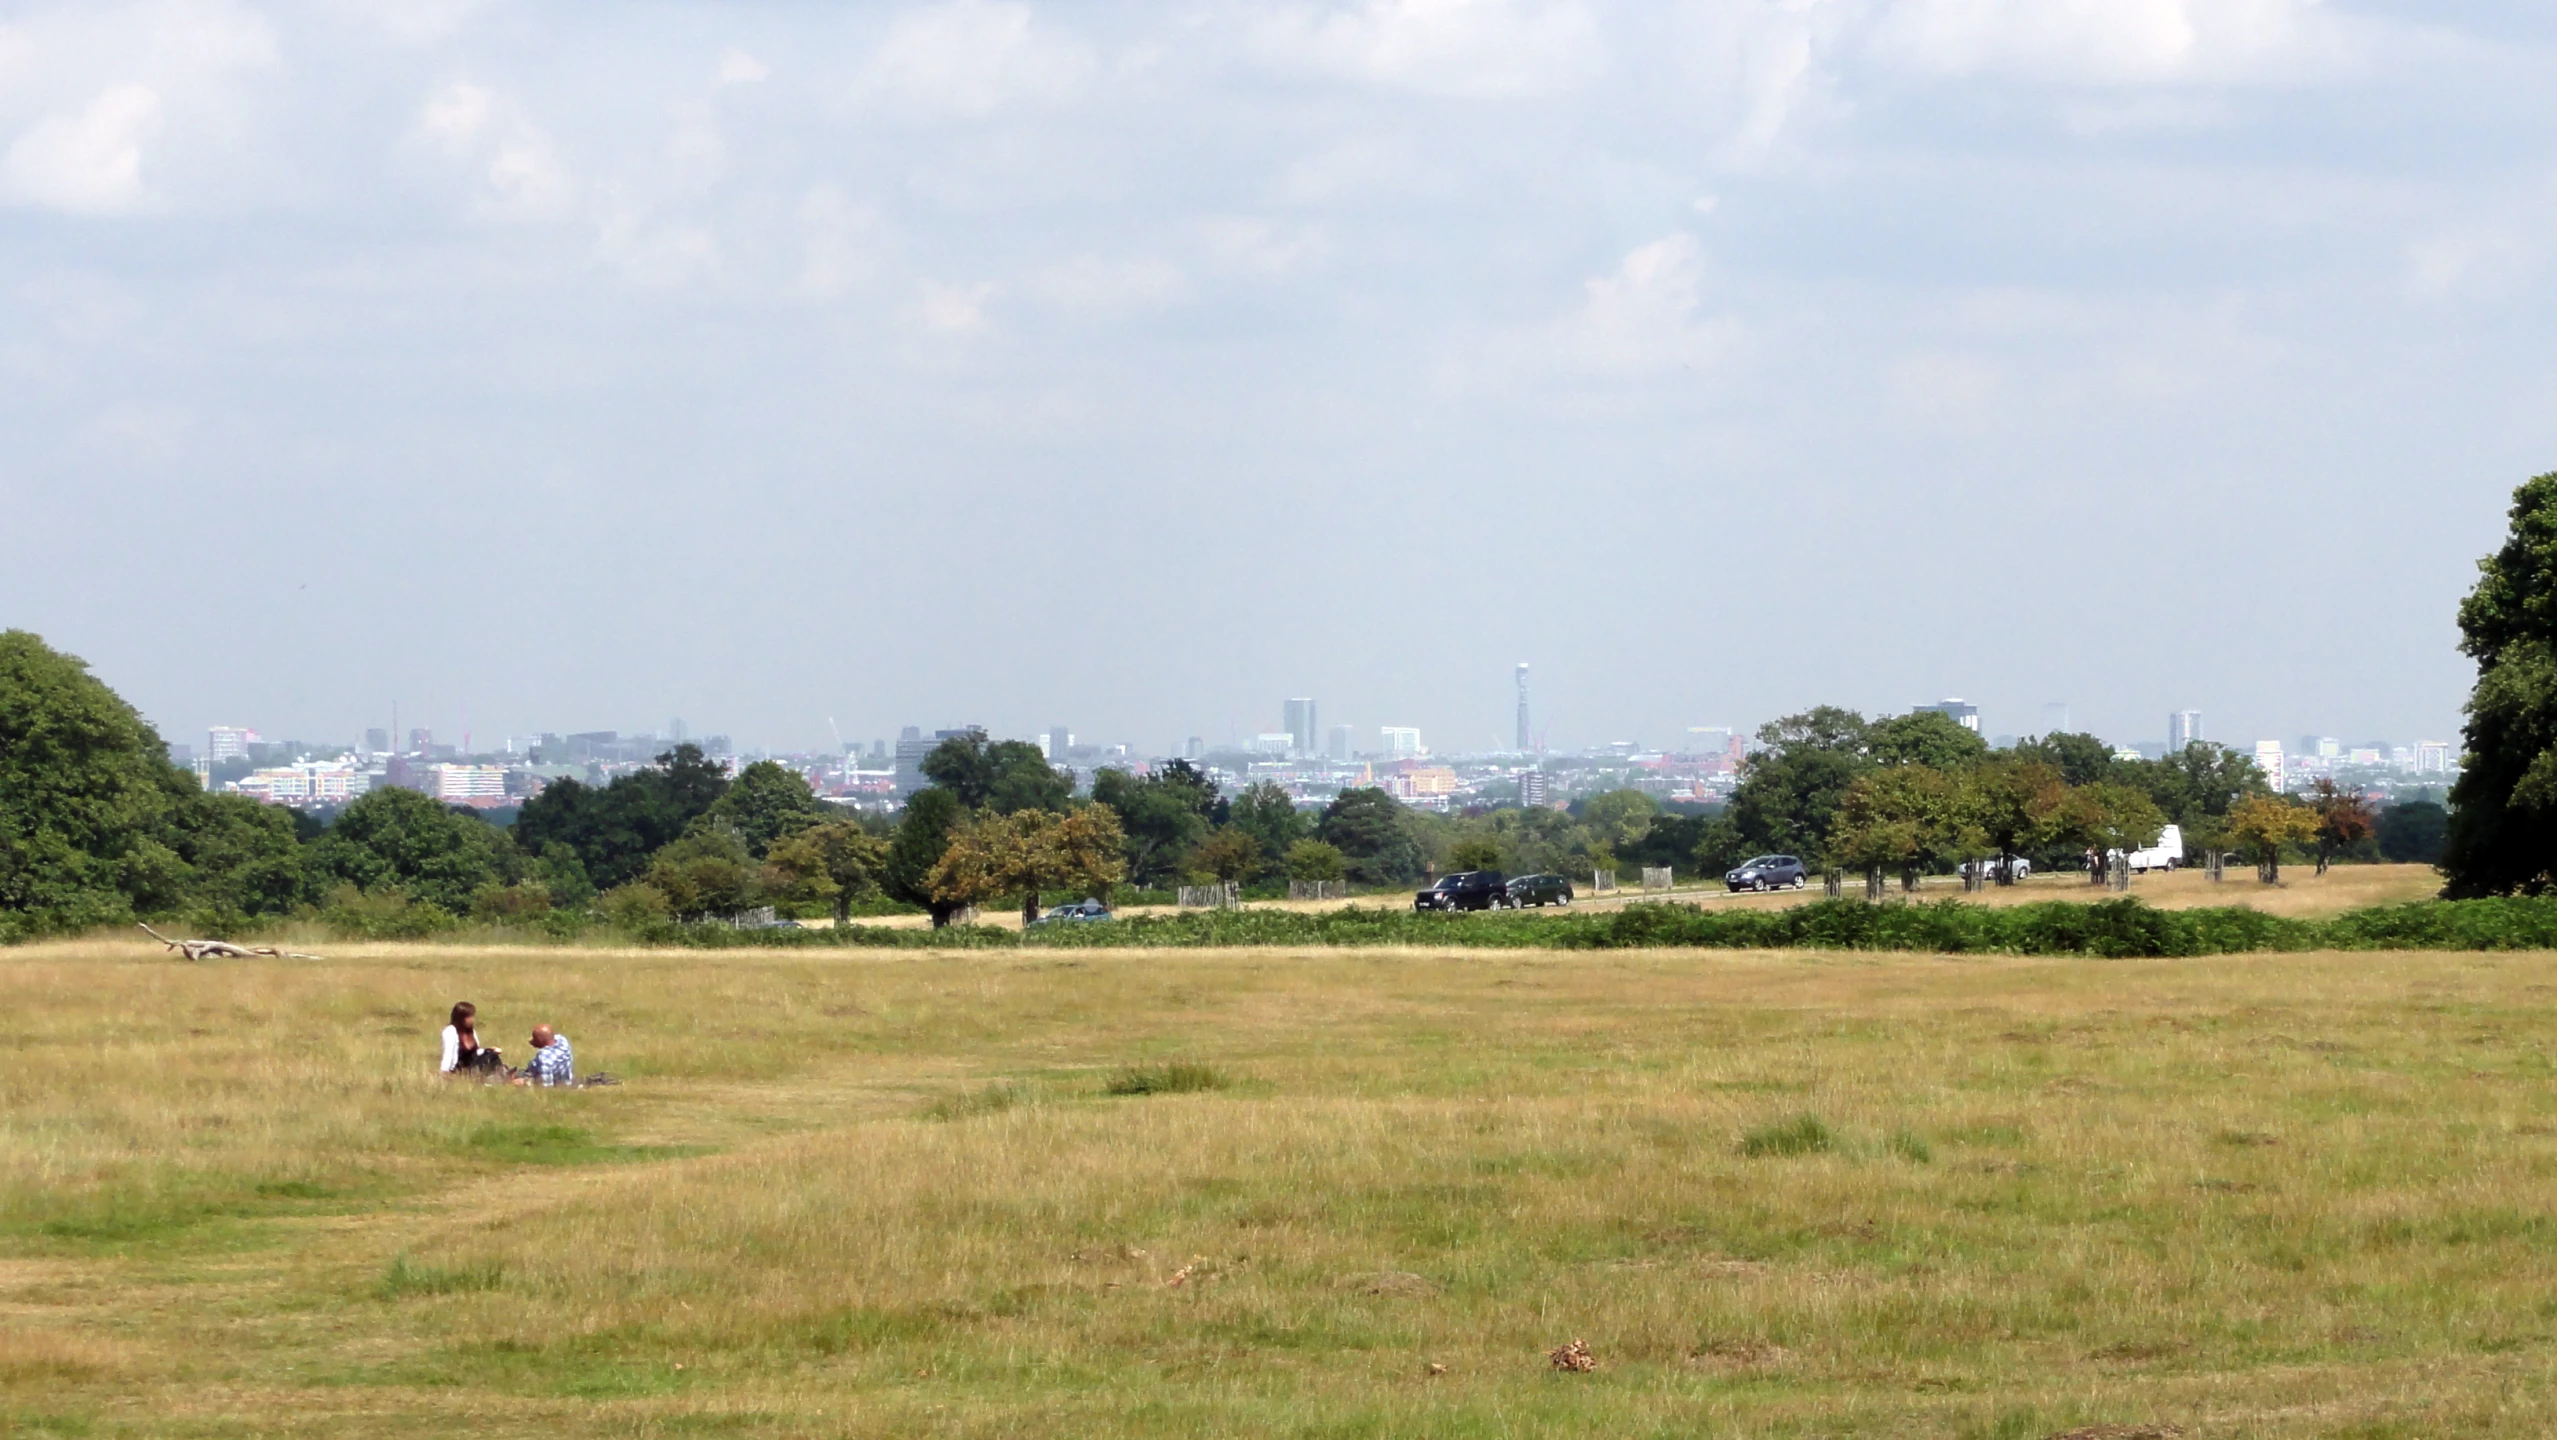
882 788 967 927
763 820 890 925
305 786 515 914
702 760 827 857
2446 472 2557 895
1091 761 1218 888
1190 827 1263 884
928 807 1127 924
1316 787 1425 885
921 733 1073 814
2308 778 2377 875
2225 793 2318 884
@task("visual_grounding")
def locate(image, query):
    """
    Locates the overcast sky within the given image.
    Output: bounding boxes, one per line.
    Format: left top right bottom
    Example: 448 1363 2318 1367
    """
5 0 2551 757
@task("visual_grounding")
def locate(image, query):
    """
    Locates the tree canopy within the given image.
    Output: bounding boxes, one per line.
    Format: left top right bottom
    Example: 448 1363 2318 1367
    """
1317 787 1426 885
920 733 1073 814
1090 761 1218 888
2445 472 2557 895
304 786 515 914
701 760 827 857
511 744 730 891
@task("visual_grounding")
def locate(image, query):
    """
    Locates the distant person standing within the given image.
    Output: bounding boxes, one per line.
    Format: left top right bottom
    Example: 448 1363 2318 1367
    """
439 1002 497 1075
515 1024 574 1087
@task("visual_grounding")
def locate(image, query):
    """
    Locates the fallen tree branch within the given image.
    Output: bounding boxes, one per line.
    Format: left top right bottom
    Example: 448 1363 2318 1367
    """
138 924 324 962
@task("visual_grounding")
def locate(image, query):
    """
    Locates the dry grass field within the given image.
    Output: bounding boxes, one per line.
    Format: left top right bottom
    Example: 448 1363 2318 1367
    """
6 923 2554 1437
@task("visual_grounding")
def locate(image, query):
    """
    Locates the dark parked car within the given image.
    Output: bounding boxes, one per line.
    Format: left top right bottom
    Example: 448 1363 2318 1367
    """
1415 871 1509 911
1506 873 1575 907
1029 898 1113 926
1725 855 1808 892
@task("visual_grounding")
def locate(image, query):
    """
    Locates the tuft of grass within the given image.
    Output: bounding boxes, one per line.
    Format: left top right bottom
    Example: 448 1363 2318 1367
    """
1739 1113 1834 1157
1888 1127 1934 1163
923 1081 1032 1120
376 1252 506 1300
1103 1062 1227 1096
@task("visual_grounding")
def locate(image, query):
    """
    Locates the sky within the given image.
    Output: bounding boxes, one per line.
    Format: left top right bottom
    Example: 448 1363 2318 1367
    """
5 0 2553 759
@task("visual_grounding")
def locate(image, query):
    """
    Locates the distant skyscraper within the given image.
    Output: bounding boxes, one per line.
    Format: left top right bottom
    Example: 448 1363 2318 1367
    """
1916 699 1980 733
1381 726 1422 757
2255 740 2286 792
1183 736 1205 760
1045 726 1072 760
1284 698 1317 755
668 718 688 744
207 727 257 762
408 728 433 753
2168 710 2204 750
364 728 389 754
1327 724 1355 761
1515 663 1531 751
2040 701 2070 736
1519 770 1550 807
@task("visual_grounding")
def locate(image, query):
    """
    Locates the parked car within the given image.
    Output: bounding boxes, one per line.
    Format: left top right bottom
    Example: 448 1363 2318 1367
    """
1957 855 2034 883
1506 873 1575 907
1415 871 1509 911
1725 855 1808 892
1029 898 1114 925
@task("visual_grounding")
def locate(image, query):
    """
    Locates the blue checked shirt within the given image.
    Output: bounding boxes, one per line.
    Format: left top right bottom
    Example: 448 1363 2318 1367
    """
524 1034 574 1086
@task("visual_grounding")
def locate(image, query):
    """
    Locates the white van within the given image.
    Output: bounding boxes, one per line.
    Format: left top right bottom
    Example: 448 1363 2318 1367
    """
2115 823 2184 875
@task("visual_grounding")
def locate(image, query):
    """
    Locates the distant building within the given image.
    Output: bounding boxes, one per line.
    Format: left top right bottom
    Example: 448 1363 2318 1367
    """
1915 699 1980 733
2168 710 2203 750
1380 726 1423 757
1284 698 1317 756
2415 740 2453 773
432 765 508 802
1519 770 1551 807
2349 747 2382 766
408 728 434 753
1252 732 1294 757
895 726 981 795
1327 724 1356 761
1183 736 1204 760
2255 740 2286 792
2298 736 2339 760
231 760 368 808
1686 726 1733 756
207 727 258 763
1382 765 1458 799
364 728 390 754
1048 725 1072 759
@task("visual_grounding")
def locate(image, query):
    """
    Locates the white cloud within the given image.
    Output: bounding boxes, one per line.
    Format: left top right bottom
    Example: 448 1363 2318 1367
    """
1192 216 1330 278
2409 227 2536 301
718 49 770 85
1865 0 2362 87
859 1 1094 120
415 81 572 220
919 279 995 332
798 186 890 300
1022 255 1187 314
4 85 161 214
1556 233 1732 374
1251 0 1602 98
1885 350 2004 431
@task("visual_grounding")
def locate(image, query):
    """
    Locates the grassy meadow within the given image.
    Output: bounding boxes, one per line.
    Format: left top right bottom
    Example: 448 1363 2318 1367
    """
7 921 2557 1436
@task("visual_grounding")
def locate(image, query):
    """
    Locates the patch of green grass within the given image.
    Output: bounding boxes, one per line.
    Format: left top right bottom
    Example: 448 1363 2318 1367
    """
1103 1062 1226 1096
1888 1128 1934 1163
376 1252 506 1300
1738 1113 1835 1158
461 1122 707 1167
0 1414 93 1438
923 1081 1032 1120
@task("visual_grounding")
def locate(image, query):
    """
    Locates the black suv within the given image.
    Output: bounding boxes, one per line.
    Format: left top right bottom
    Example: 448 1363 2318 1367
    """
1506 873 1575 907
1725 855 1808 892
1415 871 1508 911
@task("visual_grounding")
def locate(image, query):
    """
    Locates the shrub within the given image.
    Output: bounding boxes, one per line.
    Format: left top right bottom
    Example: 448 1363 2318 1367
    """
594 883 672 931
1740 1114 1834 1157
317 885 455 940
1888 1128 1933 1163
1103 1062 1226 1096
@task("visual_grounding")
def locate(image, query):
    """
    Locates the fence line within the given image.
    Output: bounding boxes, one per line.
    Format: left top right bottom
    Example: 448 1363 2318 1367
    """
1178 882 1242 911
1641 867 1673 893
1287 880 1346 901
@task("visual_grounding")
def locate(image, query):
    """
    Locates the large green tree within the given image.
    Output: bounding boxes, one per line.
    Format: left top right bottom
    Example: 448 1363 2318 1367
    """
2446 473 2557 894
1226 781 1308 873
305 787 515 914
701 760 827 857
511 744 731 891
2012 732 2124 789
169 793 308 919
1866 711 1989 771
1090 761 1218 888
0 630 198 936
1718 709 1876 869
881 788 968 927
920 733 1072 814
1316 787 1426 885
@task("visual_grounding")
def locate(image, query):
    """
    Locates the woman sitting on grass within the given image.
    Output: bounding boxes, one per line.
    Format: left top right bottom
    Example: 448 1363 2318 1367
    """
438 1002 501 1075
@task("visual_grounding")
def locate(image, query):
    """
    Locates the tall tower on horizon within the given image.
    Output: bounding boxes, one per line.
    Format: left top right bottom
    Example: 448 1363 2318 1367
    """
1515 663 1532 752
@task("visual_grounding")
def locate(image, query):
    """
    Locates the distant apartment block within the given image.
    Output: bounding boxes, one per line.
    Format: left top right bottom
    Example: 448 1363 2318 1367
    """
1252 733 1294 757
1327 724 1356 761
1284 698 1317 755
433 764 509 802
2416 740 2453 773
1916 699 1980 732
1383 765 1458 800
2255 740 2286 792
231 760 368 807
2168 710 2203 750
364 728 390 753
1380 726 1423 757
207 727 258 762
1519 770 1551 807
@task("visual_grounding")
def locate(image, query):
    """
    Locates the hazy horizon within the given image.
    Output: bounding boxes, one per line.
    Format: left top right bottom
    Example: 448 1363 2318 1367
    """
9 1 2549 758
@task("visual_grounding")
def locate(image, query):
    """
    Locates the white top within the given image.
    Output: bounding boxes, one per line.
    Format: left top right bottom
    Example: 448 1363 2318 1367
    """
440 1024 463 1072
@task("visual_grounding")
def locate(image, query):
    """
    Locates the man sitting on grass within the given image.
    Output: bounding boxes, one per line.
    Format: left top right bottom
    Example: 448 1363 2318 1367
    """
513 1024 574 1087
